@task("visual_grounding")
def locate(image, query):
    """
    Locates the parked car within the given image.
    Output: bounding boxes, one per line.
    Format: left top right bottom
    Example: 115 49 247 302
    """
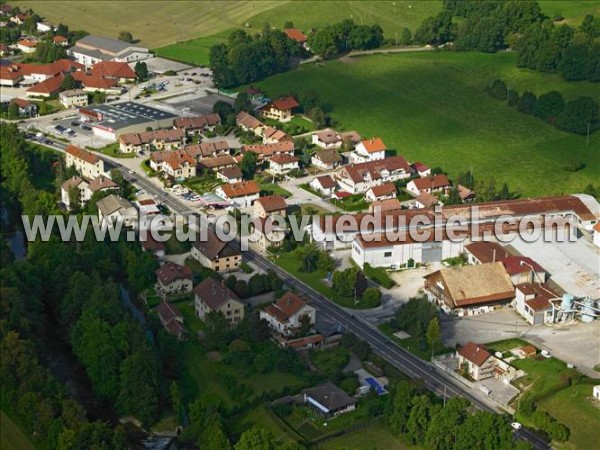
71 121 80 127
541 350 551 358
511 422 522 431
81 125 92 131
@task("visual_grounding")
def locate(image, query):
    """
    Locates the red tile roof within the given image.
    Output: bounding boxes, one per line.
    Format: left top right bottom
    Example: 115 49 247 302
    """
193 277 239 311
264 292 309 323
370 198 402 213
255 195 287 213
66 145 99 164
91 61 136 79
269 153 298 165
220 180 261 198
465 241 507 263
411 174 451 191
174 113 221 130
72 72 118 90
341 155 411 184
411 161 430 172
500 256 545 276
17 39 37 48
26 74 63 95
236 111 264 130
218 166 242 180
53 35 68 43
369 183 396 197
415 192 439 207
315 175 336 189
265 96 299 111
458 342 491 367
284 28 308 43
243 141 295 158
11 98 32 108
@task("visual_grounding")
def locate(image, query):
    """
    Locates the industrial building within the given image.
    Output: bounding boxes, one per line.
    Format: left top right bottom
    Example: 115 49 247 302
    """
79 102 178 140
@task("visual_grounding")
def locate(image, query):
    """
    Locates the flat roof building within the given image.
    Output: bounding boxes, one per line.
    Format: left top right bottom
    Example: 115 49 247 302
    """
79 101 178 140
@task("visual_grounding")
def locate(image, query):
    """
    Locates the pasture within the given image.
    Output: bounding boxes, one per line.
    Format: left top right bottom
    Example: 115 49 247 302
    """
256 51 600 197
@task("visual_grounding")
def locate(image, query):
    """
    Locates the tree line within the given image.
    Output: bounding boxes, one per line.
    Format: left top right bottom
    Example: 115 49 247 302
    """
210 26 301 89
414 0 599 82
307 19 385 58
486 78 599 135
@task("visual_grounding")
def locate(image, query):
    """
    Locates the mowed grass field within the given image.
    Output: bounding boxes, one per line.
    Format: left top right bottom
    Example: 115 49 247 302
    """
0 411 36 450
256 51 600 197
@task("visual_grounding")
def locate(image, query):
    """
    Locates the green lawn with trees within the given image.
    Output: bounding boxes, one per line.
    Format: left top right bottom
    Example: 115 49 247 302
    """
257 51 599 197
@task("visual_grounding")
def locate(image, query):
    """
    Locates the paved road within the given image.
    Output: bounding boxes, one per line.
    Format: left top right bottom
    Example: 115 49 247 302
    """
28 135 550 450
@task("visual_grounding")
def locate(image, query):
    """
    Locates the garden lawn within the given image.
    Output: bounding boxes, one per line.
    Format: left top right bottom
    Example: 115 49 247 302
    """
511 356 580 404
537 383 600 450
154 31 231 66
485 338 532 353
97 143 135 158
539 1 600 25
257 51 600 197
260 183 293 197
0 411 36 450
317 423 414 450
229 404 303 444
378 322 451 361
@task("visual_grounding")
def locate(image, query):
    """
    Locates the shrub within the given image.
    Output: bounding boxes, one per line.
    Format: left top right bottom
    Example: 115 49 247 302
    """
361 288 382 308
364 263 395 288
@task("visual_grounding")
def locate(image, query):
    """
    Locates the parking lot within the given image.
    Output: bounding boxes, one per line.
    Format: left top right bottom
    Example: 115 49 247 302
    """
42 116 114 148
441 309 600 378
162 92 233 116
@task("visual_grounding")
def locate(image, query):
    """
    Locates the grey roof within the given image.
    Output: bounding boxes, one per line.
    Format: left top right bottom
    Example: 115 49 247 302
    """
77 35 132 54
302 382 356 412
84 102 177 131
97 194 134 216
68 45 111 61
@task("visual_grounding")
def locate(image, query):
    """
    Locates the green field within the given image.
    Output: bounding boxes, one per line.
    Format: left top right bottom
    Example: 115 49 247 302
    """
256 51 600 196
0 411 36 450
317 423 414 450
154 31 232 67
539 1 600 24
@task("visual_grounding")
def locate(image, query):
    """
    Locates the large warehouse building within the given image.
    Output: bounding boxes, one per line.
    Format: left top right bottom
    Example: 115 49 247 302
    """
79 102 178 140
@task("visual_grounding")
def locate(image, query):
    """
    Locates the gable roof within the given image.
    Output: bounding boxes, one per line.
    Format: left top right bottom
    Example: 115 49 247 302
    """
465 241 507 263
77 35 132 54
265 292 309 323
219 180 261 198
96 194 134 216
415 192 439 208
262 126 291 142
410 174 451 191
500 255 545 276
314 175 336 189
368 183 396 197
26 74 63 95
193 277 240 311
174 113 221 129
314 148 342 163
426 262 514 307
192 227 240 260
284 28 308 43
255 195 287 213
197 155 237 170
66 145 100 164
236 111 264 129
370 198 402 213
61 176 85 191
359 138 386 153
218 166 243 180
243 141 295 158
458 342 491 367
88 175 118 192
155 262 192 285
314 128 340 144
411 161 430 172
90 61 137 79
266 96 299 111
341 155 411 184
141 234 166 253
269 153 298 165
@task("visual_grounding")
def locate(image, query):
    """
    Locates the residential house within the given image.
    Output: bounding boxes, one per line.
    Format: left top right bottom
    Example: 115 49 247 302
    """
10 98 37 116
161 150 197 180
183 141 230 160
309 175 337 196
369 198 402 214
276 333 325 351
197 155 238 172
262 126 292 144
65 145 105 179
0 66 22 86
301 382 357 417
156 301 187 339
258 96 299 122
53 35 69 46
71 71 122 94
410 162 431 177
424 262 515 315
284 28 308 45
336 155 411 194
414 192 440 209
215 180 261 208
349 138 386 163
10 13 28 25
251 216 287 250
59 89 88 108
96 194 138 228
269 153 299 174
254 195 287 218
119 129 186 153
155 262 193 298
513 283 558 326
173 113 221 135
311 148 343 171
217 166 243 184
457 342 498 381
16 38 37 53
312 129 341 148
260 292 316 336
457 184 476 202
407 174 451 196
36 22 53 33
194 277 245 325
68 35 152 67
236 111 266 135
242 141 295 161
61 176 88 209
365 183 397 202
191 227 242 272
141 234 166 259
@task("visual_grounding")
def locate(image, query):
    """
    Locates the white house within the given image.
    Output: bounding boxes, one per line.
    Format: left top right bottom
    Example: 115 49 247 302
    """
260 292 316 336
217 166 243 184
410 162 431 177
365 183 397 202
513 283 557 326
414 192 440 209
309 175 337 196
311 148 342 171
61 175 117 209
349 138 386 163
59 89 88 108
155 262 193 298
194 277 245 325
215 180 261 208
302 383 356 417
407 174 451 196
268 154 299 174
36 22 53 33
336 155 411 194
